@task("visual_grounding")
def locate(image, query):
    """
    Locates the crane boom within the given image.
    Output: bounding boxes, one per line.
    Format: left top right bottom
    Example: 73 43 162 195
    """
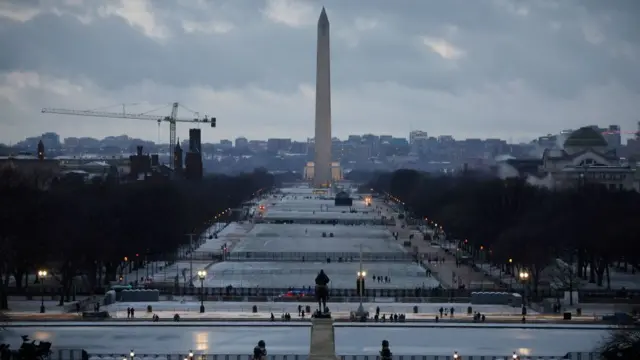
41 107 203 123
41 102 217 169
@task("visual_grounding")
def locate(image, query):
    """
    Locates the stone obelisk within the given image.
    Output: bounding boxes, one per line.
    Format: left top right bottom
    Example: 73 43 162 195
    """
313 7 332 188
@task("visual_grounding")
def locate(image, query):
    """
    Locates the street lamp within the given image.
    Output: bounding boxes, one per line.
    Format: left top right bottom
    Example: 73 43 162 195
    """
129 350 135 360
356 270 366 316
37 270 47 313
453 351 459 359
512 352 519 360
518 270 530 307
197 270 207 313
355 243 368 317
189 350 194 360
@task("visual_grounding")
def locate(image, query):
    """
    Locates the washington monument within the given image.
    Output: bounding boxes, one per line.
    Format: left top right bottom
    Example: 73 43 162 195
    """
313 7 332 187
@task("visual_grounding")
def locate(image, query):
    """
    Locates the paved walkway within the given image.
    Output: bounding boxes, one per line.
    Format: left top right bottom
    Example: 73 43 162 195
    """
5 311 600 323
309 318 336 360
374 199 498 290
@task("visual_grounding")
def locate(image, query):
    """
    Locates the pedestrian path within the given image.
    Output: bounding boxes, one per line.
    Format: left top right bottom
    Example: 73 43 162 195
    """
9 310 603 324
374 199 498 290
418 246 497 290
308 318 337 360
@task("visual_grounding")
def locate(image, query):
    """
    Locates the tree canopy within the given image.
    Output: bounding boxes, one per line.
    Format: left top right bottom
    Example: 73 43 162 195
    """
0 168 273 309
367 169 640 293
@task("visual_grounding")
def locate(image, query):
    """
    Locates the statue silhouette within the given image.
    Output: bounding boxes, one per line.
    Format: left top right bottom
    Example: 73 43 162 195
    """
315 269 330 313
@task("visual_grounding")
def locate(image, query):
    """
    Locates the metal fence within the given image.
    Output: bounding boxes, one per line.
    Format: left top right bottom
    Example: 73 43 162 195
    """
69 353 601 360
146 285 470 299
4 285 525 300
6 285 571 301
226 252 415 262
5 283 624 303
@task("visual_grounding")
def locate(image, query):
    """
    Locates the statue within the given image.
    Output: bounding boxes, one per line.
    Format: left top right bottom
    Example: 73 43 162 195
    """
315 269 330 315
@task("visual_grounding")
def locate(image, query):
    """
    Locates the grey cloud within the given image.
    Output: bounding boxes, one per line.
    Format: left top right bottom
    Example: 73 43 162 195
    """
0 0 639 143
1 0 638 96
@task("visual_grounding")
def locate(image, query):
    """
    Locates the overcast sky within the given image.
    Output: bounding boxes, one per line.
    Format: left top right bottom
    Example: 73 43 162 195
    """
1 0 639 144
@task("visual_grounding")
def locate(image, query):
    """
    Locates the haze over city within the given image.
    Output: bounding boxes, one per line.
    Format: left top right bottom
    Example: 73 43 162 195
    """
1 0 639 144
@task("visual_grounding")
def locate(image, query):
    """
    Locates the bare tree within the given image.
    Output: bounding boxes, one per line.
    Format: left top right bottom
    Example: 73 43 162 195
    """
548 257 583 306
599 328 640 359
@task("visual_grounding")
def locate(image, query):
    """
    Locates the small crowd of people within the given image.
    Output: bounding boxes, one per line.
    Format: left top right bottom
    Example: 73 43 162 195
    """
270 312 292 321
371 275 392 283
125 307 136 318
438 306 455 317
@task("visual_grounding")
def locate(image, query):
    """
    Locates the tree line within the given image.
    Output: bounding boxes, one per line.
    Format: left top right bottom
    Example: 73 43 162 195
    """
366 169 640 295
0 168 274 309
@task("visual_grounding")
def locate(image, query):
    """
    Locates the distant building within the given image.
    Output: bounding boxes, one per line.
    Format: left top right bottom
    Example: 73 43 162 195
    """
235 137 248 149
541 127 639 191
0 140 60 188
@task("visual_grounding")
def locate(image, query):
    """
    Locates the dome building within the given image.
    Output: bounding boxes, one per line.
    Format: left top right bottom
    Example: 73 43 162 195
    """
541 126 639 190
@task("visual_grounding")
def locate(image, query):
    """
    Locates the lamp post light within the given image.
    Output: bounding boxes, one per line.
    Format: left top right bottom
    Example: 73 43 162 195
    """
453 351 459 359
129 349 135 360
189 350 194 360
356 270 366 315
197 270 207 313
37 270 47 313
518 270 530 307
355 243 367 316
508 258 513 290
512 352 519 360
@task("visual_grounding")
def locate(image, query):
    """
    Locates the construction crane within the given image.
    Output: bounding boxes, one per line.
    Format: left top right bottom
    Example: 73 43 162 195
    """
41 102 216 169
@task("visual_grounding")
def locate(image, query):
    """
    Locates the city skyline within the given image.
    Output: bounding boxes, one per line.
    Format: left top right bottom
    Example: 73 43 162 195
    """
1 0 639 144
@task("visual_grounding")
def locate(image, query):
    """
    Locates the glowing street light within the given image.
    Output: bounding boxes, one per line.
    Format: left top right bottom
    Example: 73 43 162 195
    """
518 271 529 281
197 270 207 313
37 270 47 313
518 270 530 307
355 244 367 316
453 351 459 359
129 350 135 360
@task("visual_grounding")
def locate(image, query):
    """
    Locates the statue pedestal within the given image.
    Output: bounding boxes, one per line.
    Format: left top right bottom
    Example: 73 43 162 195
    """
314 309 332 319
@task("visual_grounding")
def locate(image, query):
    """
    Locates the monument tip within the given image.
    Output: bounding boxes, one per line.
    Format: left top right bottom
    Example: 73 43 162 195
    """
319 6 328 22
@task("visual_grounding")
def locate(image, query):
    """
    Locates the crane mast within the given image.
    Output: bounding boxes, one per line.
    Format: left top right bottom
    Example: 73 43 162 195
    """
42 102 216 169
169 102 178 166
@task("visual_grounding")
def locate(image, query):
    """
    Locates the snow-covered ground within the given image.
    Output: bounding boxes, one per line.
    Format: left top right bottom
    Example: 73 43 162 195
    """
202 261 439 288
0 325 606 355
147 260 214 283
473 262 640 291
120 222 255 285
194 222 247 253
231 224 402 253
